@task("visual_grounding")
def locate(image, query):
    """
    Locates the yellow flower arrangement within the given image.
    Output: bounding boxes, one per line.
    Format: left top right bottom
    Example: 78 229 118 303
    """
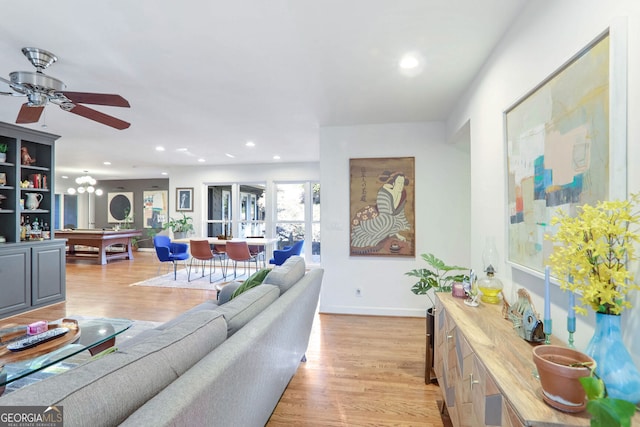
547 193 640 315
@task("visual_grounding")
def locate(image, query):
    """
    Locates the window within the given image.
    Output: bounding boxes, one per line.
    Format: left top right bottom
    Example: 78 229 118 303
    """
274 182 320 264
206 185 232 237
206 181 320 264
206 184 265 238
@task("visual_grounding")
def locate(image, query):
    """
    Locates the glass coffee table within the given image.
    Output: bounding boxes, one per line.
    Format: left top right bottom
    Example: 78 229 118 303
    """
0 317 132 393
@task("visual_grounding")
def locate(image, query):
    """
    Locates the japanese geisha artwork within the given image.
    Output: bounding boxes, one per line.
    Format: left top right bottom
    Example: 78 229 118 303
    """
349 157 415 257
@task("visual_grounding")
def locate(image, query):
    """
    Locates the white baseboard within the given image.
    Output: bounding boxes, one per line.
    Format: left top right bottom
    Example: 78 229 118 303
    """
318 304 426 317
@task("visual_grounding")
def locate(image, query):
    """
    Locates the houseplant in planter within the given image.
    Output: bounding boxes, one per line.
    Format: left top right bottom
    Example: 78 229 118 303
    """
547 193 640 403
164 213 194 239
0 143 7 163
532 344 594 413
406 253 469 380
406 252 469 301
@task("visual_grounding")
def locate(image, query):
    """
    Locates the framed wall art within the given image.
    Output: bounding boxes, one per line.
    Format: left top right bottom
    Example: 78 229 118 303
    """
176 187 193 212
505 25 627 276
143 190 168 228
107 192 134 223
349 157 415 257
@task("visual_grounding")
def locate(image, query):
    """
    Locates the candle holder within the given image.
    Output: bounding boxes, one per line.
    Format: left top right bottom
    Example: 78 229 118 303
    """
568 332 575 348
567 316 576 348
544 319 552 345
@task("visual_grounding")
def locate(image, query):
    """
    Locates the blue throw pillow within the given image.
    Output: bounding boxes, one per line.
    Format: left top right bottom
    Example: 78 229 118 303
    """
230 268 271 300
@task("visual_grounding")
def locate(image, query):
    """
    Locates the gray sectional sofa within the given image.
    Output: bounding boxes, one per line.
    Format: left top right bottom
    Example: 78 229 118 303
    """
0 256 323 427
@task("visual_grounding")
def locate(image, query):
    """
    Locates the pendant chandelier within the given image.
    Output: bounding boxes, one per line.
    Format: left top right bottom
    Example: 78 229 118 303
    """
67 173 103 196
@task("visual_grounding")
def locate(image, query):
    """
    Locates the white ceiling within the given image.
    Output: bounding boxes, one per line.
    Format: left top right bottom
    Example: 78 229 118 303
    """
0 0 526 182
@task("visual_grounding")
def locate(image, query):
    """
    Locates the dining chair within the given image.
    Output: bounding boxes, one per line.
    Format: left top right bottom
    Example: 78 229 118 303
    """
225 241 259 279
187 239 218 282
247 236 266 267
269 240 304 266
153 235 189 280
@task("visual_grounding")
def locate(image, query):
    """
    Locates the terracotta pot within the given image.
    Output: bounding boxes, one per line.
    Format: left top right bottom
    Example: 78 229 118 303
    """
532 345 594 413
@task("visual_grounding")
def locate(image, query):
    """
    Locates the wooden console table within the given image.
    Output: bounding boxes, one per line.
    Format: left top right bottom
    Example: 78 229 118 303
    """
56 229 142 265
435 293 589 427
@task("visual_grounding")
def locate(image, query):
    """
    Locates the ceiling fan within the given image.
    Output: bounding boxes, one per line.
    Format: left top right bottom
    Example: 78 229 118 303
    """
0 47 130 130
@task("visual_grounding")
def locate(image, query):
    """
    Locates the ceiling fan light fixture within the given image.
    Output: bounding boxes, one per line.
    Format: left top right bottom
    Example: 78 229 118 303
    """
2 47 131 129
21 47 58 71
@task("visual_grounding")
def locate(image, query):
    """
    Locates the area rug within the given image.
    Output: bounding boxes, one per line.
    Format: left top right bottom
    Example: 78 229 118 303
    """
130 266 254 290
2 318 161 395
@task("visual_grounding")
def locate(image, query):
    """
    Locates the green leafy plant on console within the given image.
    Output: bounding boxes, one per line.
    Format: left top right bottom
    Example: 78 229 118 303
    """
406 253 468 305
576 363 636 427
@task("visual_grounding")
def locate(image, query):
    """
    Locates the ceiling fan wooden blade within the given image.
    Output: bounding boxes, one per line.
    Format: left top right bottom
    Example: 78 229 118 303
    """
16 103 44 124
65 103 130 130
59 91 130 108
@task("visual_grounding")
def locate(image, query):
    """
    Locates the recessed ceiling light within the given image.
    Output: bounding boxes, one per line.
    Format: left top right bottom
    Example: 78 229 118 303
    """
103 161 111 165
399 52 425 77
246 141 255 147
176 148 188 152
61 175 69 179
155 146 165 151
225 153 235 158
273 155 281 160
197 158 205 163
161 172 168 176
399 54 420 70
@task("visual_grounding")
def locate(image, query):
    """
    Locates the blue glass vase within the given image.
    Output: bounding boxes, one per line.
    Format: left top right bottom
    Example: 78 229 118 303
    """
585 312 640 403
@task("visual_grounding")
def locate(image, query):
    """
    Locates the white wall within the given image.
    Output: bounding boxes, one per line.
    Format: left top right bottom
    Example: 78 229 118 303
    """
447 0 640 364
319 122 471 316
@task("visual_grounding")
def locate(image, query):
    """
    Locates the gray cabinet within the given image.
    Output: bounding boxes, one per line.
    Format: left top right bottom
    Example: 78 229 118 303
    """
31 241 66 306
0 246 30 317
0 240 66 318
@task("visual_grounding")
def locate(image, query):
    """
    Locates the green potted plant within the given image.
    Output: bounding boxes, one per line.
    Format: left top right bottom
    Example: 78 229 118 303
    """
579 364 636 427
406 253 469 302
0 143 7 163
406 253 469 382
163 212 194 239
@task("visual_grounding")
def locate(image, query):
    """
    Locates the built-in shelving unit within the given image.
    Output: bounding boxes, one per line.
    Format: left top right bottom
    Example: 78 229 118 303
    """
0 121 65 319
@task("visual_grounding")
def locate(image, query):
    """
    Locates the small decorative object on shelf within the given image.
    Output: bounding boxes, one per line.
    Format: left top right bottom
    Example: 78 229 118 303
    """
463 269 479 306
503 288 545 343
478 265 503 304
478 236 503 303
20 146 36 165
451 281 465 298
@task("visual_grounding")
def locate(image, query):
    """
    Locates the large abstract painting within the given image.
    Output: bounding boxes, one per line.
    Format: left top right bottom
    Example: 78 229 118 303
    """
505 31 624 275
349 157 415 257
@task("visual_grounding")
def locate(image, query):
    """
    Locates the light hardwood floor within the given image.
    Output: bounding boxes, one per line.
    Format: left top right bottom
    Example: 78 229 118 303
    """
1 252 448 426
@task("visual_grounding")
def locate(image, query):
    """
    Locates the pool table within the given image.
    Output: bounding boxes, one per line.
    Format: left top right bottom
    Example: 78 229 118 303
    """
55 229 142 265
